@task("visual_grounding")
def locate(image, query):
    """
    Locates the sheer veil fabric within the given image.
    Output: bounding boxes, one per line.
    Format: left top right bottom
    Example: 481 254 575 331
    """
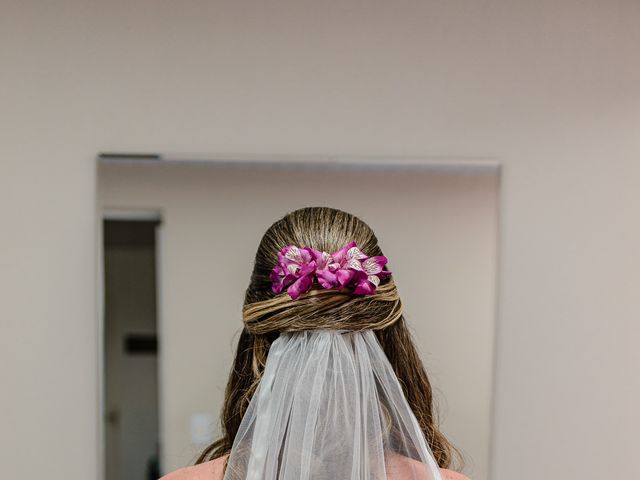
223 329 443 480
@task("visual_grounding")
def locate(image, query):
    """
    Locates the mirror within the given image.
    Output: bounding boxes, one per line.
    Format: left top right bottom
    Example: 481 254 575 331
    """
97 157 500 480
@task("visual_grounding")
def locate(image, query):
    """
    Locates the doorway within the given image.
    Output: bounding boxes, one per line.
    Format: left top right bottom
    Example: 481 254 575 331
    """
103 219 161 480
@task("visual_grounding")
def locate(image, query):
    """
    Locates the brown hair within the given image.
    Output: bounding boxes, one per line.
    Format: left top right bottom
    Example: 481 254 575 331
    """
196 206 461 470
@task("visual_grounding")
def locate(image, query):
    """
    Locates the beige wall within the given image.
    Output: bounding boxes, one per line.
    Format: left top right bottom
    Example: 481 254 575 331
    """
1 1 639 479
98 162 498 478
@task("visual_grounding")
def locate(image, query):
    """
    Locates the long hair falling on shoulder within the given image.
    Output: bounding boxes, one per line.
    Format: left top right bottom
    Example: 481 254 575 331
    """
195 206 463 471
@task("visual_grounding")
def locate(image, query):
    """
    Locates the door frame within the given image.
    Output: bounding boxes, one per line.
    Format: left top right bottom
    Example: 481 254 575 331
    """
97 208 164 480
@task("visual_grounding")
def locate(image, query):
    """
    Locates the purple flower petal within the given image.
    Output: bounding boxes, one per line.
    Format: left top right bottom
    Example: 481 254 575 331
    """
287 274 313 300
307 247 325 262
313 250 333 269
331 241 357 264
376 270 392 280
270 264 286 293
298 261 317 277
336 268 356 288
353 277 377 295
299 247 315 264
316 269 338 289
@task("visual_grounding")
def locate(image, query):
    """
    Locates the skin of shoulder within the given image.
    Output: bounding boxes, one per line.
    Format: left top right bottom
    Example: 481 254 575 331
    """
440 468 471 480
385 452 470 480
158 455 227 480
158 454 470 480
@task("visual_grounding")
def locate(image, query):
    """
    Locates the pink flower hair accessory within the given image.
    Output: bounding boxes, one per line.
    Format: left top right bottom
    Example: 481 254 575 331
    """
269 241 392 300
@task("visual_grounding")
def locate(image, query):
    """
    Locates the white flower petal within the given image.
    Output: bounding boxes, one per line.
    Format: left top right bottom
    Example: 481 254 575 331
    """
362 257 382 274
346 246 368 261
347 258 364 271
284 246 303 263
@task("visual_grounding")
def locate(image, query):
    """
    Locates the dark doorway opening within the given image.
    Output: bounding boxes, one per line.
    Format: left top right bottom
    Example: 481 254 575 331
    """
103 219 161 480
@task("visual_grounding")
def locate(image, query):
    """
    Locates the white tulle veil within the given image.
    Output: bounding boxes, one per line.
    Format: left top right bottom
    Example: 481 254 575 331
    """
222 328 443 480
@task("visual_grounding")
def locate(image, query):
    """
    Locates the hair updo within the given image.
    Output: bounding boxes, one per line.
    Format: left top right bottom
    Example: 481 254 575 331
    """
196 206 461 470
243 278 403 335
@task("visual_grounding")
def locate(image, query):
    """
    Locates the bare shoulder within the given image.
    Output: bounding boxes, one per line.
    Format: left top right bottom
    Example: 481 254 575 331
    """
158 454 468 480
385 452 470 480
159 455 228 480
440 468 471 480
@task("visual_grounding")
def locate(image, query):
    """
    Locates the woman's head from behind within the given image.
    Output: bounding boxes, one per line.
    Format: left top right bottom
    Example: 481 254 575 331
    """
197 206 459 469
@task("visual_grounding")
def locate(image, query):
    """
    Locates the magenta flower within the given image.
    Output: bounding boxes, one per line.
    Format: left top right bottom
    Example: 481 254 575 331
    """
307 248 339 289
270 241 392 300
270 245 317 300
351 255 392 295
312 241 368 289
